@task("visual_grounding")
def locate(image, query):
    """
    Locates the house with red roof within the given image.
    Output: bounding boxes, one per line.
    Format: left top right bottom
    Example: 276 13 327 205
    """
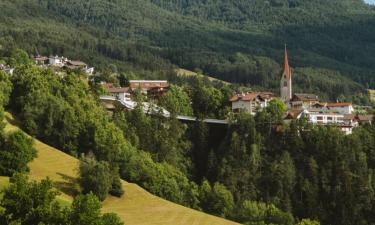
230 92 274 115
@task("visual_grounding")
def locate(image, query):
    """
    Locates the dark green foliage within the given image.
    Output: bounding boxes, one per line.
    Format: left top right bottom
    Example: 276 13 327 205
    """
0 173 67 225
0 0 374 103
79 158 113 201
199 180 234 218
159 84 193 116
79 157 124 200
0 71 12 106
109 174 124 198
120 149 200 209
0 131 36 176
0 173 124 225
238 200 294 225
113 105 192 173
9 65 201 209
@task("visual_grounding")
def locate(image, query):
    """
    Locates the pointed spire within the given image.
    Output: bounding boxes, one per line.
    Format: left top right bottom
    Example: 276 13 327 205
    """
283 44 291 79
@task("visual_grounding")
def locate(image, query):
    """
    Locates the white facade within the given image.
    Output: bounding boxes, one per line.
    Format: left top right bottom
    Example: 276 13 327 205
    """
232 100 253 114
49 56 64 66
231 94 272 115
307 112 344 124
110 92 131 102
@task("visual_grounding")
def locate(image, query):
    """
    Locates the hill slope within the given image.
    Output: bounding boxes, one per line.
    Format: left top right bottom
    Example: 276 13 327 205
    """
0 0 374 101
3 114 239 225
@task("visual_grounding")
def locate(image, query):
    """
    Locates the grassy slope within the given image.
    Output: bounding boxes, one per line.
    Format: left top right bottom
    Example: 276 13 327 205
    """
176 68 230 85
2 114 239 225
369 89 375 103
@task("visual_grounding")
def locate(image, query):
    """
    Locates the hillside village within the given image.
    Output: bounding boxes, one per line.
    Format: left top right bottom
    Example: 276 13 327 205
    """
96 47 373 135
1 49 373 135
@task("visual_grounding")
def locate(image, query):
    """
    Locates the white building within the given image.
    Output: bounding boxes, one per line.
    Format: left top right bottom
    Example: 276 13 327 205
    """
48 55 67 67
230 92 274 115
312 102 354 114
106 87 131 102
290 93 319 110
306 109 345 125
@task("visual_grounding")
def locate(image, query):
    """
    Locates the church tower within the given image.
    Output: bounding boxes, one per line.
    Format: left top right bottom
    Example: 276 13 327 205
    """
280 46 292 103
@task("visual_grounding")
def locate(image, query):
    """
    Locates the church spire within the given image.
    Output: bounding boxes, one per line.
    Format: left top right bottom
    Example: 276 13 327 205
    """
283 44 291 79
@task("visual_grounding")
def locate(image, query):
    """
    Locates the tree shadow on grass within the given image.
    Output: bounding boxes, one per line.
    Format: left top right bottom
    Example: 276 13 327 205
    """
54 172 80 197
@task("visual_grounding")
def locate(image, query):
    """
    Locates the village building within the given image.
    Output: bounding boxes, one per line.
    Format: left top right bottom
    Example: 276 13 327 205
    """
48 55 68 67
280 46 292 104
311 102 354 114
34 55 94 75
0 64 14 75
34 56 49 65
103 83 131 102
290 93 319 109
129 80 169 97
230 92 274 115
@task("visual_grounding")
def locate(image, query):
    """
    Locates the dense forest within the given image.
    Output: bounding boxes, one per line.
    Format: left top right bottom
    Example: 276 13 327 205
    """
0 48 375 224
0 0 375 103
1 1 375 224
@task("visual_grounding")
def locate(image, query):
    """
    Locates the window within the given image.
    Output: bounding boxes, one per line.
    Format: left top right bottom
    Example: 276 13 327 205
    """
317 116 323 121
327 117 333 121
284 81 288 87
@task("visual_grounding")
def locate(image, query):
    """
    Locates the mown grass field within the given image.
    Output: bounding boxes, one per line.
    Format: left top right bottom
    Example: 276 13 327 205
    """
3 113 240 225
176 68 230 85
369 89 375 103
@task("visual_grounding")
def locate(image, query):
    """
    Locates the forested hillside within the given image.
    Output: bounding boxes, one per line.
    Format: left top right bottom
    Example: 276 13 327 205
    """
1 0 375 102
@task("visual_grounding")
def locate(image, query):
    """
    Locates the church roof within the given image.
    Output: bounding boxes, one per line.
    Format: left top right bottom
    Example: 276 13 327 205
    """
283 46 292 79
230 92 273 102
292 93 319 102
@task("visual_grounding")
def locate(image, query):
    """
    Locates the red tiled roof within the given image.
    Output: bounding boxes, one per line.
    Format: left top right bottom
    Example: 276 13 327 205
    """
106 87 129 93
317 102 353 107
230 92 273 102
283 46 292 79
129 80 169 90
357 114 373 122
292 93 319 102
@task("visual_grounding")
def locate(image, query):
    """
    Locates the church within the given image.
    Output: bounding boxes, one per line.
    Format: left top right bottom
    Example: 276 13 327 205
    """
230 46 372 134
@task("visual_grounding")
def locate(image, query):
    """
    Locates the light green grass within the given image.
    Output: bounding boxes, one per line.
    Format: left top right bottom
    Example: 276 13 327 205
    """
369 89 375 103
4 113 240 225
176 68 230 85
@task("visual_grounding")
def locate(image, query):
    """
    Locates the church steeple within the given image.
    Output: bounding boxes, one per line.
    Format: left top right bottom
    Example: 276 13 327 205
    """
283 45 291 79
280 45 292 104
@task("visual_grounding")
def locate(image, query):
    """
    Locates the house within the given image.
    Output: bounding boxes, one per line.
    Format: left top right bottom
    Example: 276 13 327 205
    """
306 109 345 125
48 55 67 67
34 56 49 65
129 80 169 97
65 60 88 70
103 83 131 102
290 93 319 110
0 64 14 75
312 102 354 114
357 114 373 125
230 92 274 115
64 60 94 75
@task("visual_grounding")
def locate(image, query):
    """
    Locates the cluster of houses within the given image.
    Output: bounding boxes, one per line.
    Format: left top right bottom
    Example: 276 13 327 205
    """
230 47 373 134
0 55 94 76
0 64 14 75
2 51 371 135
34 55 95 75
102 80 169 102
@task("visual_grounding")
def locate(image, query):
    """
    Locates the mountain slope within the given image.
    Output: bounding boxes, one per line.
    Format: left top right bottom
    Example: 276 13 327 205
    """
3 114 239 225
0 0 375 101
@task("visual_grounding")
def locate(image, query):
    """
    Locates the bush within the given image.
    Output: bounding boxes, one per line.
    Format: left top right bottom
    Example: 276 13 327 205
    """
79 158 112 201
0 131 36 176
199 180 234 218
